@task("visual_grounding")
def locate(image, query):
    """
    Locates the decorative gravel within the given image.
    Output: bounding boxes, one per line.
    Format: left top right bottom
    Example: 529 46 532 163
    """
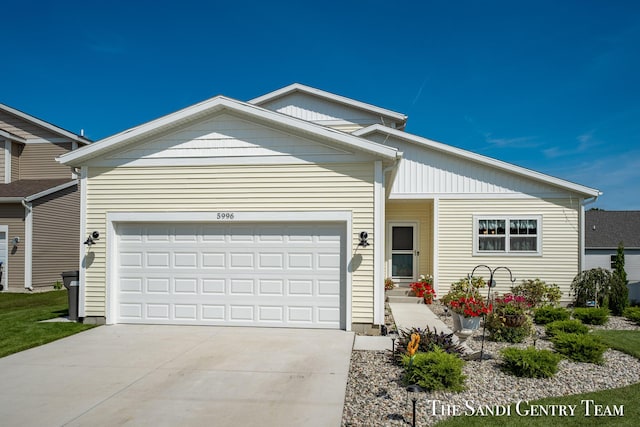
342 305 640 426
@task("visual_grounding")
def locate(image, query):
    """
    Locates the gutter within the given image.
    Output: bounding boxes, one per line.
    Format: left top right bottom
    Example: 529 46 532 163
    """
579 195 600 274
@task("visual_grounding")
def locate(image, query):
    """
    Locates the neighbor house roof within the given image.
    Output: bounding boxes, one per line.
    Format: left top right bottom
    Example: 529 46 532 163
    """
0 179 77 203
585 210 640 249
354 124 602 199
249 83 408 130
0 103 91 145
57 95 400 166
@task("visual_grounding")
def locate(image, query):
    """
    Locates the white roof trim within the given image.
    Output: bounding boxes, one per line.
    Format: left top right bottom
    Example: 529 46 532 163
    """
58 97 400 165
25 180 78 202
0 129 27 144
354 124 602 198
0 103 91 145
249 83 408 126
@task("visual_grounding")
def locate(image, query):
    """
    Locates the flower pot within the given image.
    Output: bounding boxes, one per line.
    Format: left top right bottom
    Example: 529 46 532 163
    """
424 296 433 304
452 313 481 331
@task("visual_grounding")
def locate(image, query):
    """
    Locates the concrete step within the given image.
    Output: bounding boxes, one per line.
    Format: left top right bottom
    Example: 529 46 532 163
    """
385 287 413 297
386 295 423 304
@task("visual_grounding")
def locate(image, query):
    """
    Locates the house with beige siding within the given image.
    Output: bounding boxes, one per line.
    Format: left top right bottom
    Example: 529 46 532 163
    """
58 84 600 332
0 104 90 291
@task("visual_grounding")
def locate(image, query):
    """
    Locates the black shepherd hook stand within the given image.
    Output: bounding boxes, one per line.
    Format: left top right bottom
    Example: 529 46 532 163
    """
470 265 516 361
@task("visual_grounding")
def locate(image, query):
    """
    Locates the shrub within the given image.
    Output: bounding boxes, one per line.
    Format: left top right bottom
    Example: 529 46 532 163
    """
486 313 532 343
534 306 570 324
572 307 610 325
395 326 466 360
401 348 466 391
551 332 608 364
623 307 640 325
545 319 589 337
571 268 628 315
500 347 563 378
512 279 562 308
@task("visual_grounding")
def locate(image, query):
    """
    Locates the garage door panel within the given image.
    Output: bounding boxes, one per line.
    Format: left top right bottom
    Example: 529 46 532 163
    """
115 222 344 328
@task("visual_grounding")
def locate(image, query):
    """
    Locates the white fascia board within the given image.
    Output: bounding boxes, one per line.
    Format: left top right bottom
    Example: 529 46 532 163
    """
24 180 77 202
249 83 408 125
0 103 91 145
355 125 602 198
59 97 400 166
0 129 27 144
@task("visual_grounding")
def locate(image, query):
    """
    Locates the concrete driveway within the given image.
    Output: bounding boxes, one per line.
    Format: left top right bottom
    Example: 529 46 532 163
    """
0 325 354 426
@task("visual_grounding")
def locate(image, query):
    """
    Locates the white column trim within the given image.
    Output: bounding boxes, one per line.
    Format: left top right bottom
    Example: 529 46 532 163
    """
23 202 32 289
433 197 440 293
373 161 384 325
78 167 87 317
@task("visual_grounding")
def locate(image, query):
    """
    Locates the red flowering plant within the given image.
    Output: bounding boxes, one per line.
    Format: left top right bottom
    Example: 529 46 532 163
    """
409 275 435 299
493 293 530 316
448 296 492 318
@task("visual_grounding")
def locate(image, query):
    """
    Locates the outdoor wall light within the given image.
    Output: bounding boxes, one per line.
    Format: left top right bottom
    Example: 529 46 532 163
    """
358 231 369 247
84 231 100 246
12 237 19 247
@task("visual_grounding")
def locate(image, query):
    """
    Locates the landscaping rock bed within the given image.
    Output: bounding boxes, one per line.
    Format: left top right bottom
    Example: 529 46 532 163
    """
342 304 640 426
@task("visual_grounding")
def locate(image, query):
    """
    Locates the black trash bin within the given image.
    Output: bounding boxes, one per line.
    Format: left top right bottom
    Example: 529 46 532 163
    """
61 271 80 321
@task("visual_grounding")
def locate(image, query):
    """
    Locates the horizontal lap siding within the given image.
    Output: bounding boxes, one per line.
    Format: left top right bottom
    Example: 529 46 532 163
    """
438 198 580 301
0 205 25 290
19 143 72 179
32 185 80 288
85 163 375 323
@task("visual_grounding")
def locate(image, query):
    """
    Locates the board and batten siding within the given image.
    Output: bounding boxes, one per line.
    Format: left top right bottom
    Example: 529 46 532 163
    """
0 204 25 290
385 200 433 279
84 162 376 323
437 198 580 301
19 143 72 179
31 185 80 288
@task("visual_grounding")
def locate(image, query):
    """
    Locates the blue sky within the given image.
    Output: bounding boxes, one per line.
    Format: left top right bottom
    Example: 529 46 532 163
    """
3 1 639 209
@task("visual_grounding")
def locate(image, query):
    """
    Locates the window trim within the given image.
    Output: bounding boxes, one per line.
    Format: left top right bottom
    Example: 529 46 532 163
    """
473 215 542 256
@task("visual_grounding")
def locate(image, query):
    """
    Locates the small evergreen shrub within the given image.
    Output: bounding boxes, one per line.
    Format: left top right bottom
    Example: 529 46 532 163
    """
534 306 570 324
572 307 610 325
623 307 640 325
545 319 589 337
485 313 532 343
551 332 608 364
401 348 466 392
395 326 466 361
500 347 563 378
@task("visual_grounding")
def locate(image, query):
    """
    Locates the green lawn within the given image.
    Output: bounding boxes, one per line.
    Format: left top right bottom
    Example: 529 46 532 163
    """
435 329 640 426
0 291 96 358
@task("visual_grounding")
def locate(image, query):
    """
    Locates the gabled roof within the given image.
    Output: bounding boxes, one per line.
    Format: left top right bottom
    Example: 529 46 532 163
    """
0 103 91 145
249 83 408 130
354 124 602 198
586 210 640 249
0 128 27 144
58 96 400 166
0 179 77 203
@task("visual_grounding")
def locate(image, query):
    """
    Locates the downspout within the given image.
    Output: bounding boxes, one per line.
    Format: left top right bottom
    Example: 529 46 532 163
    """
21 199 33 291
579 195 600 273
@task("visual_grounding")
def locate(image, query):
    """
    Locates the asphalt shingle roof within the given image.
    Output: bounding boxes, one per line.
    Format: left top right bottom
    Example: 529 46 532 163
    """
0 179 76 199
585 210 640 249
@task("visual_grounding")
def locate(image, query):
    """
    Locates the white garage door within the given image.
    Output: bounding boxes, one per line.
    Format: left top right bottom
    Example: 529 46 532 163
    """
115 222 345 328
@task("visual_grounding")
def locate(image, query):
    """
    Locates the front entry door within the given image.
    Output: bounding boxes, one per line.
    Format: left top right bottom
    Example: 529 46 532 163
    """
389 223 418 285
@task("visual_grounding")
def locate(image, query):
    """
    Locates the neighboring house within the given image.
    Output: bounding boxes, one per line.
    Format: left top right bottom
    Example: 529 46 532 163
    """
0 104 90 291
58 83 601 332
585 210 640 303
